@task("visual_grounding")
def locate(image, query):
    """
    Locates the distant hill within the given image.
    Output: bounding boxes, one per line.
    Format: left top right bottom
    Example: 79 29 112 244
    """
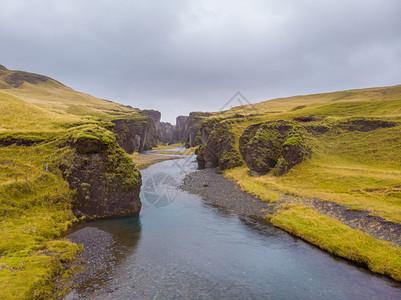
217 84 401 120
0 65 141 134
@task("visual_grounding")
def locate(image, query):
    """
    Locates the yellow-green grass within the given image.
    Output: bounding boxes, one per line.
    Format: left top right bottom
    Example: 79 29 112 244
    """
217 85 401 280
1 254 61 299
0 142 79 298
226 122 401 223
0 68 148 297
153 143 184 150
0 67 142 135
151 149 193 155
186 146 199 152
2 74 140 120
217 84 401 119
269 203 401 281
224 166 283 202
132 153 180 169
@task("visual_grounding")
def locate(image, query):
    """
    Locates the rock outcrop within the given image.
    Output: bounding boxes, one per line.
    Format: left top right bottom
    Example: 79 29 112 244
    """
59 127 142 219
110 109 161 153
159 122 175 144
338 119 396 132
239 121 310 176
173 116 189 143
196 119 242 170
110 117 147 153
140 110 161 147
173 112 212 147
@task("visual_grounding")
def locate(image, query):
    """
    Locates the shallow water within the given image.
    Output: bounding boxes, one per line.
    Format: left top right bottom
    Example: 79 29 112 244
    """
68 152 401 299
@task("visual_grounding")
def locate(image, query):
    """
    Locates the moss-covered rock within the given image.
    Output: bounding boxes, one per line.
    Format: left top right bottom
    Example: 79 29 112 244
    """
195 145 206 169
219 149 243 170
239 121 310 176
60 127 142 219
196 120 243 170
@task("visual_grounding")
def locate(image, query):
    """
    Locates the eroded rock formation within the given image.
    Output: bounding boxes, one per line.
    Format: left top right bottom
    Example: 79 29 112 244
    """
59 128 142 219
174 112 212 147
195 119 242 170
159 122 175 144
111 110 162 153
239 121 310 176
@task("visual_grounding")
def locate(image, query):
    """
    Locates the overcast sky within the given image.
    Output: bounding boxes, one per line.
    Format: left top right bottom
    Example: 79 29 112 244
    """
1 0 400 123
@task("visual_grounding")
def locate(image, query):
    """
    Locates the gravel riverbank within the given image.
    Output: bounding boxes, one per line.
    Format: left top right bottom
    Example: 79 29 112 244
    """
63 227 116 299
180 168 401 247
180 168 275 218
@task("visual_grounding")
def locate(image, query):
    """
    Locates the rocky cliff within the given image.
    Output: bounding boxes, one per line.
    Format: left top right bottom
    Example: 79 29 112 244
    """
159 122 175 144
195 119 242 170
172 116 189 143
192 116 310 176
111 109 162 153
173 112 212 146
59 126 142 219
61 109 174 219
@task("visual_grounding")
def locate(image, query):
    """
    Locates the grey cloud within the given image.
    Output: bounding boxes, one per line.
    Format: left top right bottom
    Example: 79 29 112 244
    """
1 0 400 122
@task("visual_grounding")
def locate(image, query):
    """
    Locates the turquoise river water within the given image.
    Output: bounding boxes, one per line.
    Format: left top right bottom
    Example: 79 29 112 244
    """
68 153 401 299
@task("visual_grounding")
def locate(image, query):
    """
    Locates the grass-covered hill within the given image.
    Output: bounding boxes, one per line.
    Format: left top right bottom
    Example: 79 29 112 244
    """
0 64 143 133
0 65 146 298
189 84 401 281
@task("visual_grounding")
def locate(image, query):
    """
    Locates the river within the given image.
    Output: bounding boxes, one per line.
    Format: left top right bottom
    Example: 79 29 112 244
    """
67 151 401 299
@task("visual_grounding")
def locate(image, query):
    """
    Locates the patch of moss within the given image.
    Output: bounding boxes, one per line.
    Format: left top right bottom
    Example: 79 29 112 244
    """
219 149 242 170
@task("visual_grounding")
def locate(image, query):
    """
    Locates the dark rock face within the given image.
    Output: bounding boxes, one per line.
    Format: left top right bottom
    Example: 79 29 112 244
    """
111 110 161 153
110 118 148 153
339 119 396 132
173 116 189 143
239 121 310 176
196 120 242 170
60 130 142 219
187 112 213 147
159 122 175 144
195 146 206 169
140 110 161 147
173 112 212 147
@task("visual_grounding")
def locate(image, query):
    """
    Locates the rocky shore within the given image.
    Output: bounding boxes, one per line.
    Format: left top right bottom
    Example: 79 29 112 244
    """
63 227 117 299
180 168 401 247
180 168 275 218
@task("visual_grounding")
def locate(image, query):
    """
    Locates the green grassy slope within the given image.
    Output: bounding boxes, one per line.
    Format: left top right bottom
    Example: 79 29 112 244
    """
0 66 143 298
217 85 401 223
0 66 142 132
219 85 401 119
199 84 401 280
